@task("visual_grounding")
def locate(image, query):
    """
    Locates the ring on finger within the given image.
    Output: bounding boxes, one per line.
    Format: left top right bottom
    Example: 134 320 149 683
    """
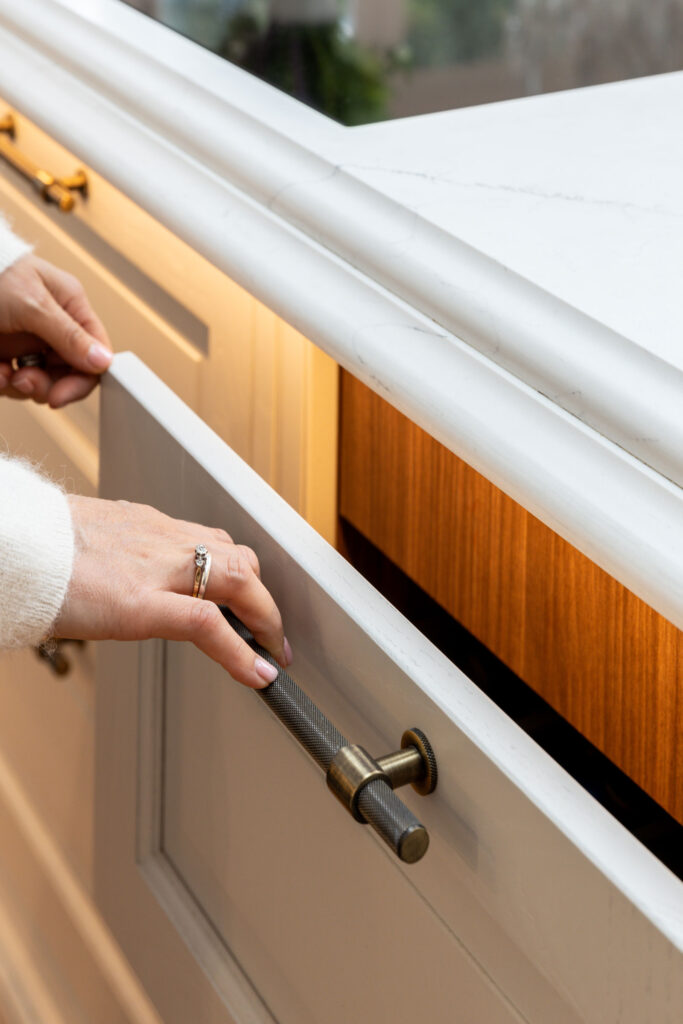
192 544 212 600
11 352 47 372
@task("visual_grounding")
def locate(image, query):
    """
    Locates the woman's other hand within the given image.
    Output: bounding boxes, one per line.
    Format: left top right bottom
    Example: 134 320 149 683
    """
56 496 293 689
0 254 112 407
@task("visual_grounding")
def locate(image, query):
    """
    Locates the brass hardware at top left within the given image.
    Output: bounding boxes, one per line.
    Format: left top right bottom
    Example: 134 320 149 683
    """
0 112 87 213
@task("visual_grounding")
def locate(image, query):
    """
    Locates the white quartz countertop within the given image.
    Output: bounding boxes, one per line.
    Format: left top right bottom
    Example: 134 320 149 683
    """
330 72 683 374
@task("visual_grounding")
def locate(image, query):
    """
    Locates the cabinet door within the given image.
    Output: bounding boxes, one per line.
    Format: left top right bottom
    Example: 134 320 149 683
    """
95 354 683 1024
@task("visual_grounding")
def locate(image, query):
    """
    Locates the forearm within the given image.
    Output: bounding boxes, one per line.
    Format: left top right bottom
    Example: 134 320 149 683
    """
0 456 74 648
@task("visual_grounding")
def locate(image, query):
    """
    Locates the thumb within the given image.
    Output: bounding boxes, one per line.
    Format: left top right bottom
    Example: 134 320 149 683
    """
23 290 112 373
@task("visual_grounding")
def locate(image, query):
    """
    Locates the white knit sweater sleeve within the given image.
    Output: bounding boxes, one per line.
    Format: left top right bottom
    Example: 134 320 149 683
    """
0 457 75 647
0 213 31 271
0 216 75 648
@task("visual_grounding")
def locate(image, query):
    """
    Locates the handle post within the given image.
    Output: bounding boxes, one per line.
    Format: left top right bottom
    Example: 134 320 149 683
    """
220 607 437 864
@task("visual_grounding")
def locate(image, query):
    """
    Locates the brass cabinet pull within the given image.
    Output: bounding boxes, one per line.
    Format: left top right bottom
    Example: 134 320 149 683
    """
0 112 87 212
222 608 438 864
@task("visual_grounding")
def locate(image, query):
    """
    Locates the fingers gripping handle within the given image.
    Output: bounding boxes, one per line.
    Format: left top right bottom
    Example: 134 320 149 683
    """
220 608 434 864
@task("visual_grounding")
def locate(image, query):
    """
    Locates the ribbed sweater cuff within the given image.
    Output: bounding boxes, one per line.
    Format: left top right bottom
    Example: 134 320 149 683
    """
0 457 75 648
0 216 31 275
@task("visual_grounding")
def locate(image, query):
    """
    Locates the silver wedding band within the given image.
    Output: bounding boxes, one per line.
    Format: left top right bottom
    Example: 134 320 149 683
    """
192 544 212 600
11 352 47 371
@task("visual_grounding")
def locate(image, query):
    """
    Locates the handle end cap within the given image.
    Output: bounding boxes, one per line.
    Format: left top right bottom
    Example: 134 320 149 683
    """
398 824 429 864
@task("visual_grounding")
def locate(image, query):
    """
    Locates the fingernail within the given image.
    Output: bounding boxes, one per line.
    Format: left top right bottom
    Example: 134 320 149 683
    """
283 637 293 666
13 377 33 395
87 342 112 370
254 657 278 685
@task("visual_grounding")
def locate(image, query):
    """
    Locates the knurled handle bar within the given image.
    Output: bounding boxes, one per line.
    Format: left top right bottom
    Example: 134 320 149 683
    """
220 608 436 864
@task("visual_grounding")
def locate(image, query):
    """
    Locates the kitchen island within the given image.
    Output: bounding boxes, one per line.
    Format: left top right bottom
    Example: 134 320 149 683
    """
0 2 681 1021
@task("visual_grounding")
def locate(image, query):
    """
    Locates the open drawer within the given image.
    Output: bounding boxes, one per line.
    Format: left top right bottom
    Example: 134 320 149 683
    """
95 354 683 1024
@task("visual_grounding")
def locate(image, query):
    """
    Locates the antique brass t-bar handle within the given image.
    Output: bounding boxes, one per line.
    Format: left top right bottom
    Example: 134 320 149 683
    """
221 608 438 864
0 112 87 212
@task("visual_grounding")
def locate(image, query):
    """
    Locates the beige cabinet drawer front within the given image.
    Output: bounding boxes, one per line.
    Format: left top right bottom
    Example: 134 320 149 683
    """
0 103 339 542
160 643 519 1024
96 355 683 1024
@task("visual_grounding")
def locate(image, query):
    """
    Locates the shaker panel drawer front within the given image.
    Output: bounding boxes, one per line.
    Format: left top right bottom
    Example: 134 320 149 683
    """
161 644 518 1024
95 354 683 1024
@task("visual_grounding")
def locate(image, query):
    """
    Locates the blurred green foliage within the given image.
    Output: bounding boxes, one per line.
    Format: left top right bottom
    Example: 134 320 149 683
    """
406 0 514 65
222 15 389 125
220 0 518 124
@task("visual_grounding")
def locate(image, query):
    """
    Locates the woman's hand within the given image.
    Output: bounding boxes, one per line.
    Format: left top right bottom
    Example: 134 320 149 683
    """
0 254 112 407
56 496 292 688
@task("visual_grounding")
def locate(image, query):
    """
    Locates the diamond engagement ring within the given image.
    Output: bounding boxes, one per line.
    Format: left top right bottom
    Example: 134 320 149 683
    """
192 544 212 599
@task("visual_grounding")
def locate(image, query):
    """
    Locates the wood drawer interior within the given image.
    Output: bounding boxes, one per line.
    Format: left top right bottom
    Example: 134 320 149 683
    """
339 370 683 825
